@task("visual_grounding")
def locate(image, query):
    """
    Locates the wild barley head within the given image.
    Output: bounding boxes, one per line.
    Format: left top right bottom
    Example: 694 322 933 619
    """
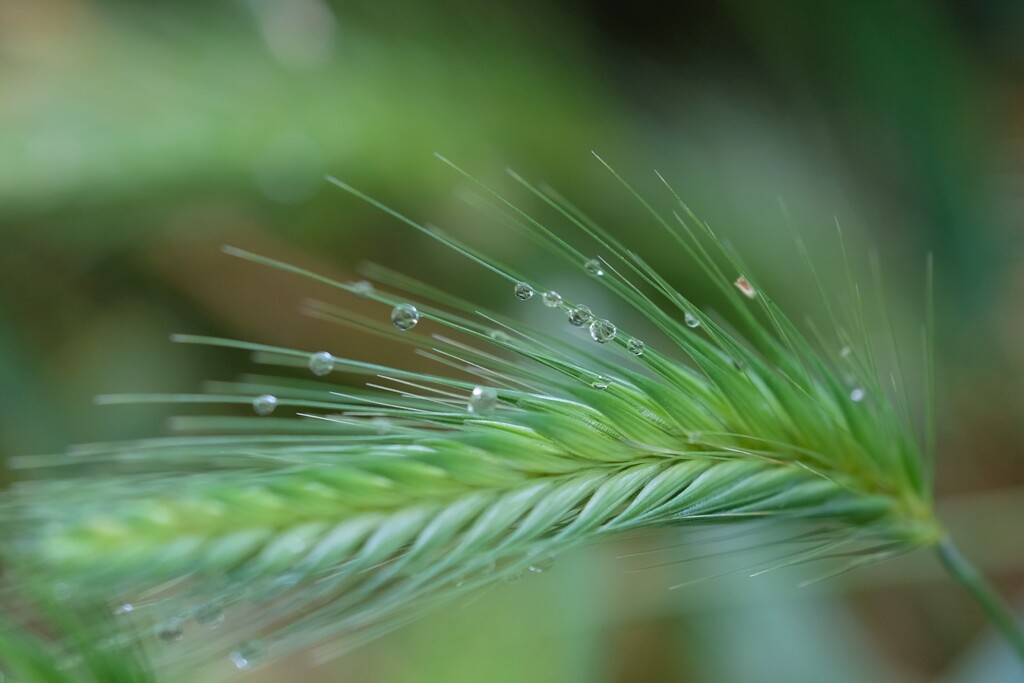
3 153 976 674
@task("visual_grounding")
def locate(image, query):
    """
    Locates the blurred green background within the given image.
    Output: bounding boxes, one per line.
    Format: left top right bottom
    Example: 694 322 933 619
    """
2 0 1023 681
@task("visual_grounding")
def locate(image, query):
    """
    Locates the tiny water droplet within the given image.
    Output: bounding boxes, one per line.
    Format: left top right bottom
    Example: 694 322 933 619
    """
589 319 617 343
371 417 392 435
194 603 224 629
527 556 555 573
567 305 593 326
156 618 184 643
591 376 611 390
687 431 701 444
542 290 562 307
839 346 852 359
627 338 645 356
850 388 866 402
584 258 604 277
684 312 700 328
229 640 265 670
468 386 499 415
114 603 135 616
351 280 375 298
734 276 757 299
252 394 277 416
391 303 420 331
308 351 335 376
489 329 512 343
456 561 497 587
513 282 535 300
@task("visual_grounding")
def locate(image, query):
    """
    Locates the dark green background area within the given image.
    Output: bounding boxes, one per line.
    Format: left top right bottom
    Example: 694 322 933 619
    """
2 1 1022 680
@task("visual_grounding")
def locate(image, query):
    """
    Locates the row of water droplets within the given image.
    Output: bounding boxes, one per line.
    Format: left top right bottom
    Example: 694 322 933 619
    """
513 256 701 355
131 601 264 670
251 349 340 415
250 261 864 421
839 345 867 402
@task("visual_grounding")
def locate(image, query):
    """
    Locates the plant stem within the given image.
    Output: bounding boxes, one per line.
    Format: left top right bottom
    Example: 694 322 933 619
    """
936 536 1024 664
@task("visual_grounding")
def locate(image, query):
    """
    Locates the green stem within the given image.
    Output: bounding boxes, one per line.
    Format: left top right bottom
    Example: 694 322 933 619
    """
936 536 1024 664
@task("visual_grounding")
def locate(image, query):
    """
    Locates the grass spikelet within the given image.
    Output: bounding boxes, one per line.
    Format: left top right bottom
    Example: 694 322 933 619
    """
4 155 1022 672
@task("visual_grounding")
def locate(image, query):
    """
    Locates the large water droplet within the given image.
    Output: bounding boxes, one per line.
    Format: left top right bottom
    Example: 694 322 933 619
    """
194 603 224 629
252 394 277 416
468 386 499 415
584 258 604 277
589 319 617 343
308 351 334 376
527 556 555 573
627 338 645 356
391 303 420 331
567 305 593 327
542 291 562 308
513 282 535 301
684 312 700 328
156 618 184 643
229 640 265 670
850 388 866 402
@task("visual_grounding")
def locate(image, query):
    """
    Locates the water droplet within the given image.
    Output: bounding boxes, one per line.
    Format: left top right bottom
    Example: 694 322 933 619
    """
391 303 420 331
455 561 496 587
584 258 604 277
527 556 555 573
567 305 593 327
229 640 265 670
589 319 617 343
252 394 277 416
627 338 645 356
591 376 611 390
156 618 184 643
839 346 852 359
114 603 135 616
468 386 499 415
308 351 335 376
687 431 701 444
542 290 562 307
684 312 700 328
194 603 224 629
489 329 512 344
850 388 866 402
734 276 757 299
513 282 535 300
351 280 374 298
371 417 392 435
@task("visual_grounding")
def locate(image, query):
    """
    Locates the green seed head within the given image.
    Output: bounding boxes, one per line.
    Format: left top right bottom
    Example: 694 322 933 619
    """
4 156 939 670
